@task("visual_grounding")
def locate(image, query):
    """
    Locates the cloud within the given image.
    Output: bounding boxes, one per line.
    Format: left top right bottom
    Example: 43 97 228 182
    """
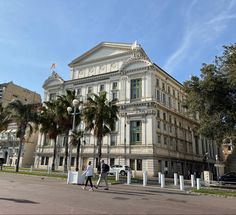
163 0 236 74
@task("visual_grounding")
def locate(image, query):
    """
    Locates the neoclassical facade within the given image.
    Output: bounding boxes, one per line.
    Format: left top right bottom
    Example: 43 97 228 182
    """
35 42 219 177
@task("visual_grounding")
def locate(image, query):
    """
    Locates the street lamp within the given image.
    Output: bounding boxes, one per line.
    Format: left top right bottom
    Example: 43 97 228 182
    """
67 99 82 171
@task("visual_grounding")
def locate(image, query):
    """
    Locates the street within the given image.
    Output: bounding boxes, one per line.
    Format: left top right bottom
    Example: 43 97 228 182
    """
0 172 235 214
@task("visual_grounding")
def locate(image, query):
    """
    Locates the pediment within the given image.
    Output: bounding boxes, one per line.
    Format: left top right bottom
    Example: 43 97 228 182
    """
69 42 132 66
43 72 64 89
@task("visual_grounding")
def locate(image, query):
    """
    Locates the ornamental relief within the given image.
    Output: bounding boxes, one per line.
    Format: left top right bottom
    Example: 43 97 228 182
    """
76 61 122 79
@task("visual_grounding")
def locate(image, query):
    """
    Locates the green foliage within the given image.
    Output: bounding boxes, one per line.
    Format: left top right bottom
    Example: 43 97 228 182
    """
83 92 118 168
184 44 236 144
0 102 11 132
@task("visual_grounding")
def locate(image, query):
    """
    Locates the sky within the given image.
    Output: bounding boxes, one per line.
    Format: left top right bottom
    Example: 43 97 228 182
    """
0 0 236 99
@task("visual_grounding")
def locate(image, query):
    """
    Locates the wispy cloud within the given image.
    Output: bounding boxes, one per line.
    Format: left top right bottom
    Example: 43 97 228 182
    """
163 0 236 74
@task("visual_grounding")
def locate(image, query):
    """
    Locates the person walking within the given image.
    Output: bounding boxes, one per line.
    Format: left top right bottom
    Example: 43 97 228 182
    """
82 161 94 191
95 160 109 190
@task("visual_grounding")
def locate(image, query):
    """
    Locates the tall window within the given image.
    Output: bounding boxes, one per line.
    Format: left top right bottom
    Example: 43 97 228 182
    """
156 90 160 101
131 79 142 99
110 134 116 146
130 159 135 170
110 158 115 166
112 82 118 90
130 121 142 144
100 84 105 92
137 159 142 170
112 92 117 100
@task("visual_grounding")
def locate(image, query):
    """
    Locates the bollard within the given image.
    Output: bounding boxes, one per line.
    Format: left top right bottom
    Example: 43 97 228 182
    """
30 165 33 173
161 173 165 188
115 171 119 181
127 170 131 185
179 175 184 191
143 171 147 186
174 173 178 186
48 166 51 174
197 178 201 190
191 174 195 187
158 172 161 184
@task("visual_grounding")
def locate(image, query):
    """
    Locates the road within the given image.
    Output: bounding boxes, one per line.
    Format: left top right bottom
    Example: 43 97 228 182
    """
0 172 235 214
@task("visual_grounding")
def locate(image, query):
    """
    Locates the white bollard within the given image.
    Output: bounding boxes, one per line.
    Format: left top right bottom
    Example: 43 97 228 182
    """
48 166 51 174
197 178 201 190
127 170 131 185
179 175 184 191
30 165 33 173
161 174 165 188
174 173 178 186
115 171 119 181
143 171 147 186
158 172 161 184
191 174 195 187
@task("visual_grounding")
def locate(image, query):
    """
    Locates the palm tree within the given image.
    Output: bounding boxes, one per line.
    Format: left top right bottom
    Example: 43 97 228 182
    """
57 90 80 172
39 100 61 171
83 92 118 172
8 100 39 172
0 102 11 132
70 130 83 171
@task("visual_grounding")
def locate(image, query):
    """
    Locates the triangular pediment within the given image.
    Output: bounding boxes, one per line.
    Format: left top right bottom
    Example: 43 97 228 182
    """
69 42 132 66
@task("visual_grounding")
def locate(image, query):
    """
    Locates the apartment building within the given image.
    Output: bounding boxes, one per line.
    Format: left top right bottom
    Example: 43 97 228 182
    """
0 81 41 167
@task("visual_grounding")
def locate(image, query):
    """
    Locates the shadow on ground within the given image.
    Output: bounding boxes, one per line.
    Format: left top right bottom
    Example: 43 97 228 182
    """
0 197 39 204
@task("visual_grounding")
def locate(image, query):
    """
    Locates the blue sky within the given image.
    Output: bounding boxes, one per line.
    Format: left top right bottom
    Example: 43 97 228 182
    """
1 0 236 98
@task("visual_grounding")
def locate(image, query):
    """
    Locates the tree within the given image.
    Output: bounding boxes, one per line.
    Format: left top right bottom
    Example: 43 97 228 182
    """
8 100 39 172
70 130 83 171
83 92 118 172
183 43 236 144
39 100 61 171
57 90 80 172
0 102 11 132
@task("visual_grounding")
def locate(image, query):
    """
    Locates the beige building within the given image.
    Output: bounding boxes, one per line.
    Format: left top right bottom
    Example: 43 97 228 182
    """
35 42 219 177
0 81 41 167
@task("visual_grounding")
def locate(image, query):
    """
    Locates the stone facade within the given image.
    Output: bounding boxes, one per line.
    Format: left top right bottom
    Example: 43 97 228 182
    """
35 42 219 177
0 82 41 167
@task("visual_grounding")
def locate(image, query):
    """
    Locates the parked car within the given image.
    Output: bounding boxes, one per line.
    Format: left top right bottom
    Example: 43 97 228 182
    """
218 172 236 185
109 165 132 176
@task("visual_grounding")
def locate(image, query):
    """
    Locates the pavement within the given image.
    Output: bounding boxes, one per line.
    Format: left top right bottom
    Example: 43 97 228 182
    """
0 172 236 214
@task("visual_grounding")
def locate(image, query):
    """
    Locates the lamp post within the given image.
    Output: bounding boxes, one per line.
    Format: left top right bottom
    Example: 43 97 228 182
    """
67 99 82 171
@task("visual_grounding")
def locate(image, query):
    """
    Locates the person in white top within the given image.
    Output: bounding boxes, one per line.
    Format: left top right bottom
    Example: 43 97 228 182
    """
82 161 94 191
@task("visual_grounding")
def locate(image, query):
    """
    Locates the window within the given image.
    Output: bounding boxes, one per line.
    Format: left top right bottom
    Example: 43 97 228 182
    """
130 159 135 170
112 92 117 100
41 157 45 165
112 82 118 90
43 135 50 146
163 123 166 131
49 93 56 101
76 88 81 96
164 136 168 145
110 158 115 166
45 157 49 165
162 83 165 91
168 96 172 108
156 90 160 101
100 84 105 92
88 86 93 94
131 79 142 99
59 157 64 166
71 157 75 166
130 121 142 144
167 86 171 94
157 134 161 144
156 109 160 118
162 93 166 105
110 134 116 146
156 79 159 88
163 112 166 121
137 159 142 170
157 121 160 129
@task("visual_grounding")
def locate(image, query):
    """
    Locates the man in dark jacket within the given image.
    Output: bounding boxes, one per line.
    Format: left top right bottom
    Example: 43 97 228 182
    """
95 160 109 190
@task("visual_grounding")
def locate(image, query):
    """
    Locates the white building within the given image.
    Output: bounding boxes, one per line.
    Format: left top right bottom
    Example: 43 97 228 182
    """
35 42 219 177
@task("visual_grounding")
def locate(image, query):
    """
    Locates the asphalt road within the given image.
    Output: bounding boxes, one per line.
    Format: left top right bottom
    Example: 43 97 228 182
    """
0 172 235 214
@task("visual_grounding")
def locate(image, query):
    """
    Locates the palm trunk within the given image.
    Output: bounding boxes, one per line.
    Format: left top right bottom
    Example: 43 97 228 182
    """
15 137 23 172
64 134 69 172
97 137 102 174
51 137 57 171
75 138 81 171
